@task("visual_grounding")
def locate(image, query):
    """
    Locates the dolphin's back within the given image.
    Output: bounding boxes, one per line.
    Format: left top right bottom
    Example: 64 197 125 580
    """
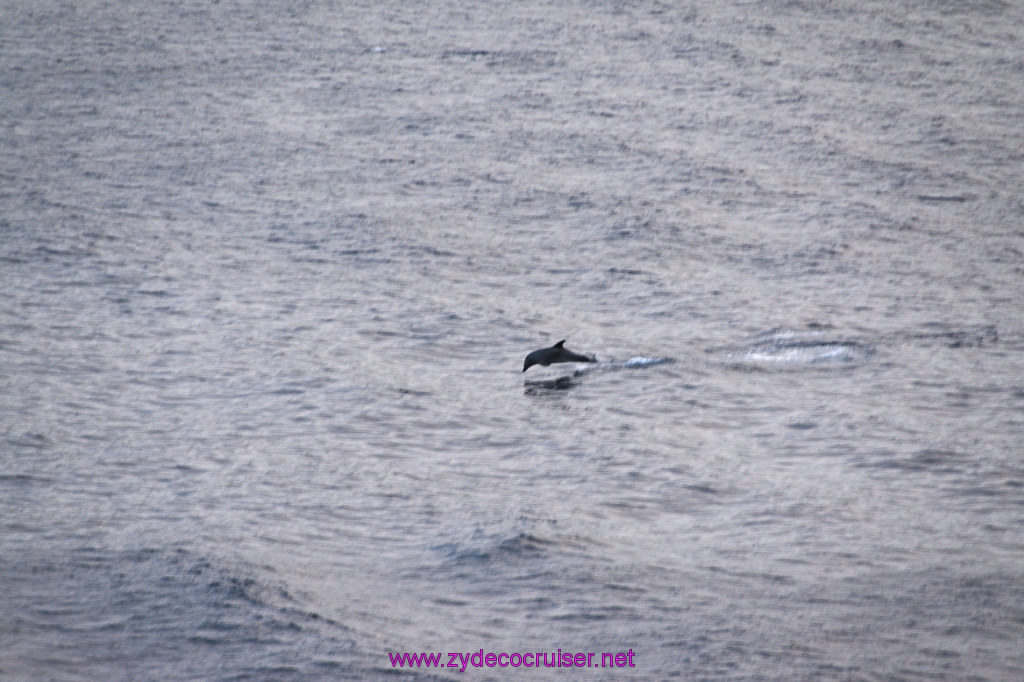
523 339 593 372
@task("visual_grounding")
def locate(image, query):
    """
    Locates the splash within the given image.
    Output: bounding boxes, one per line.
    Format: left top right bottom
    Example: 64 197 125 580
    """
725 330 872 367
618 356 675 369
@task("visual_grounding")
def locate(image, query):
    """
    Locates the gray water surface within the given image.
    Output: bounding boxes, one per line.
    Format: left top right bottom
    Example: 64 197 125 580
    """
3 1 1024 679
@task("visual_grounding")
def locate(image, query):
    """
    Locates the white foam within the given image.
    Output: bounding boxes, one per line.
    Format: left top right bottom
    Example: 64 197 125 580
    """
745 344 849 363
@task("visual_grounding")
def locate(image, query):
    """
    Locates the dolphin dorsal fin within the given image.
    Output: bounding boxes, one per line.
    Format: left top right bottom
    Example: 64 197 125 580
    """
554 339 566 347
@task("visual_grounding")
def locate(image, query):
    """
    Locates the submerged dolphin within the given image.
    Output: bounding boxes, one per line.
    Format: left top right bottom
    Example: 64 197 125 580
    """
522 339 594 372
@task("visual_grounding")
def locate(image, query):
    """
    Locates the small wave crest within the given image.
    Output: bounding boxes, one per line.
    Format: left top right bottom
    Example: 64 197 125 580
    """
722 330 872 368
437 531 555 565
619 356 674 368
575 356 674 373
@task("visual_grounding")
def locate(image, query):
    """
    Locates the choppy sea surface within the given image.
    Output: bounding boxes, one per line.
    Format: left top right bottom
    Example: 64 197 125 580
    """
3 1 1024 679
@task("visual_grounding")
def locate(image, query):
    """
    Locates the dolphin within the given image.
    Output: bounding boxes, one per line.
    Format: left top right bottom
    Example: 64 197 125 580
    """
522 339 594 372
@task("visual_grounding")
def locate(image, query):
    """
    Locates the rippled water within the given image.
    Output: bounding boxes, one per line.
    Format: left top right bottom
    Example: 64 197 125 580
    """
3 1 1024 679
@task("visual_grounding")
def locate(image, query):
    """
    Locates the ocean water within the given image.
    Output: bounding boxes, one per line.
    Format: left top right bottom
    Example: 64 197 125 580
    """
2 1 1024 679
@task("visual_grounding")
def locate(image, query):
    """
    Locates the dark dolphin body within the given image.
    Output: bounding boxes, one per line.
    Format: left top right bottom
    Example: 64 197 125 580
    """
522 339 594 372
